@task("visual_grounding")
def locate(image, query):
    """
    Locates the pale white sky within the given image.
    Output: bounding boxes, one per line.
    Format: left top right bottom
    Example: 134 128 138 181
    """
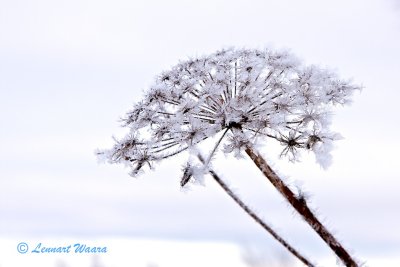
0 0 399 266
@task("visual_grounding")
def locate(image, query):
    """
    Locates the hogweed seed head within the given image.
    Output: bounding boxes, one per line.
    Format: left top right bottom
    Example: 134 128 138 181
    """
98 47 360 180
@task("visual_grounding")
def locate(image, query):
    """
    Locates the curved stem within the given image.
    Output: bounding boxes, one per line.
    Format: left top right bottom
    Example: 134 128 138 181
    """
197 154 315 267
244 146 358 267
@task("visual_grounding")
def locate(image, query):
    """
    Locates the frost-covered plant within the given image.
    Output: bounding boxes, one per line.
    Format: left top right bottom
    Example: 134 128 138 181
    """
98 48 360 266
197 154 314 267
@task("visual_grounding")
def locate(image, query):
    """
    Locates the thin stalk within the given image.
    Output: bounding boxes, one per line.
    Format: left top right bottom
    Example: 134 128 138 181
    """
204 128 229 167
197 154 315 267
244 146 358 267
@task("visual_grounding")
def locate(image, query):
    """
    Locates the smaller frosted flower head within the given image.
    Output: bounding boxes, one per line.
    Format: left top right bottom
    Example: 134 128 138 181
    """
98 48 359 180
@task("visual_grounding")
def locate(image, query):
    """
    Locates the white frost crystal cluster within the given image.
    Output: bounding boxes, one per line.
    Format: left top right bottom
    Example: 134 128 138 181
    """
98 48 359 179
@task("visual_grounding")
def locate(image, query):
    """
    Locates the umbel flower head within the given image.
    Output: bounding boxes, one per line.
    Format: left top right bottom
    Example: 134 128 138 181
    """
98 48 359 178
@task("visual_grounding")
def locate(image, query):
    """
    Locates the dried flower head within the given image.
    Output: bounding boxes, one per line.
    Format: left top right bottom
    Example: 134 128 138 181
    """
98 47 359 178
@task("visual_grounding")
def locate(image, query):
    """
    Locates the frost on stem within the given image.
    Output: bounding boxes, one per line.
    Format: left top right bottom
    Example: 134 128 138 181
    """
98 47 360 178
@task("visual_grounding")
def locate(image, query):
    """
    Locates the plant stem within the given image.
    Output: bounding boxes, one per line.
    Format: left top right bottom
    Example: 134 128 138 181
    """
197 154 315 267
245 146 358 267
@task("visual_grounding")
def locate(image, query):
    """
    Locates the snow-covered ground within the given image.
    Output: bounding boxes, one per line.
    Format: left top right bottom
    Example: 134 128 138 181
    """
0 238 277 267
0 238 398 267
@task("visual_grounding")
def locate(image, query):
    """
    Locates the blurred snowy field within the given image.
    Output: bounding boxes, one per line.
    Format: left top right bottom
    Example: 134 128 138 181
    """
0 238 398 267
0 239 282 267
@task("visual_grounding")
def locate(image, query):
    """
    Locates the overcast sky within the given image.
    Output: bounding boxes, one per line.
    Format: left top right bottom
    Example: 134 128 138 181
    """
1 0 399 266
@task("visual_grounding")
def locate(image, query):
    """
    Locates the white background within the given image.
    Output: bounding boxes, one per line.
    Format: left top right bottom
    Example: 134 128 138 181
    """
1 0 399 266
